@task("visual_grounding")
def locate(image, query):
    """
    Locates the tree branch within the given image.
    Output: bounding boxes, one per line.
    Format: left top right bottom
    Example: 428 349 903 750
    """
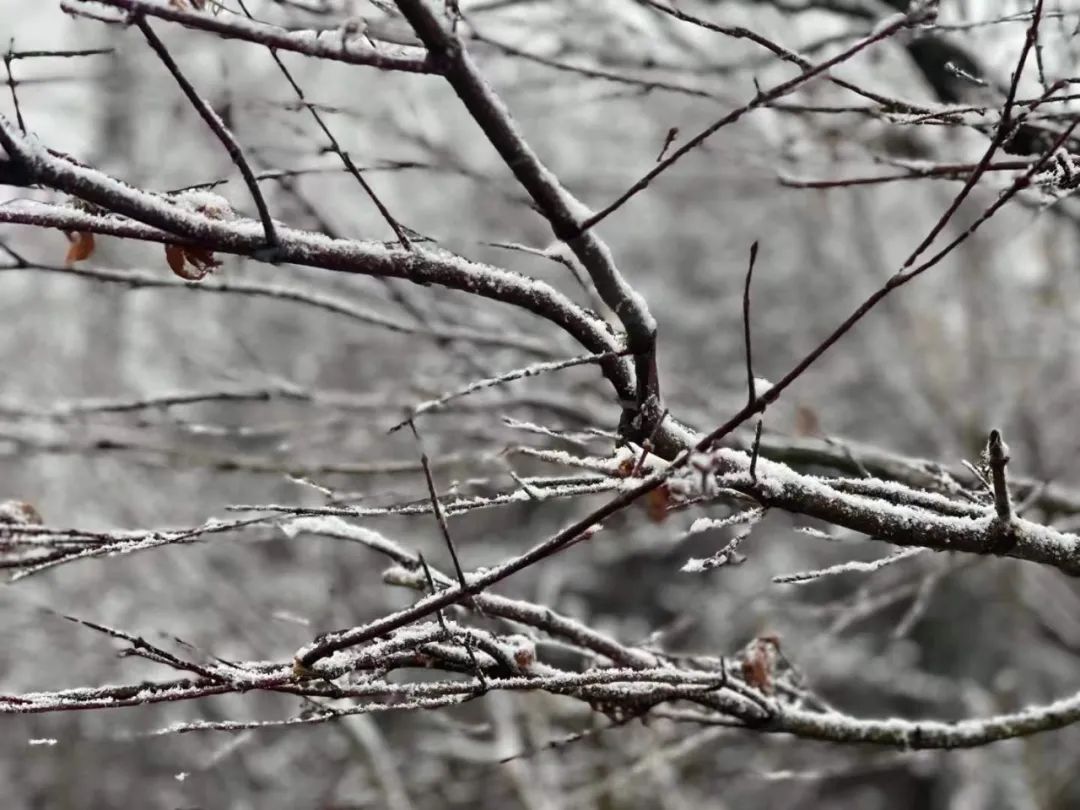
135 15 278 250
0 116 637 405
61 0 436 74
392 0 662 442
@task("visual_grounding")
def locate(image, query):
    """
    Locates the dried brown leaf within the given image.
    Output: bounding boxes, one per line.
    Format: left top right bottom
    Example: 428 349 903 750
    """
164 243 187 277
164 244 219 281
64 231 95 265
183 247 221 272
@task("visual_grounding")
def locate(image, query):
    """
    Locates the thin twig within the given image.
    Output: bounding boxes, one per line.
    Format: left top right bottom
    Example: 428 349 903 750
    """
749 419 763 485
899 0 1046 272
4 39 26 133
234 0 413 250
135 16 278 251
387 349 627 433
743 240 759 407
62 0 434 73
392 0 662 441
631 407 670 477
987 429 1013 522
578 10 927 234
408 420 470 594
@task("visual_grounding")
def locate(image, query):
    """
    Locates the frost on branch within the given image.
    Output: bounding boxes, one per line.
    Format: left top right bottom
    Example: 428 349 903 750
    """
7 1 1080 803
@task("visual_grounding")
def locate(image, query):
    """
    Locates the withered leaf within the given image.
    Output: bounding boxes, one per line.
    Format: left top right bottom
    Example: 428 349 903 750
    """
165 243 187 277
64 231 95 265
164 243 219 281
183 246 221 273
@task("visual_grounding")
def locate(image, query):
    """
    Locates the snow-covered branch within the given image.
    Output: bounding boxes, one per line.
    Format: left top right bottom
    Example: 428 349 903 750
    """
0 114 639 406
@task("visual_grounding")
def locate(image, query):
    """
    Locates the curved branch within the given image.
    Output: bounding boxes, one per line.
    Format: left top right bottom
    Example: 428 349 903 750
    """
61 0 436 74
770 689 1080 748
393 0 661 437
0 113 635 403
136 15 277 249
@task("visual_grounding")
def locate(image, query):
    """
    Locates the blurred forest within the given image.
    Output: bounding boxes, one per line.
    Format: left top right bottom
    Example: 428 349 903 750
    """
4 0 1080 808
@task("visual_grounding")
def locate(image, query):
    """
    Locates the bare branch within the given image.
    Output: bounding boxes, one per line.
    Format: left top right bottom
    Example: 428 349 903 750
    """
743 240 759 407
986 429 1014 523
0 128 638 405
61 0 435 73
392 0 662 439
233 0 414 250
579 8 930 233
387 349 627 432
135 15 278 249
